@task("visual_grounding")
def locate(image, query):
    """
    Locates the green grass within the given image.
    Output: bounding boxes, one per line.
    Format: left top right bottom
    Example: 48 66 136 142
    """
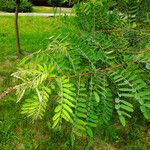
0 16 62 92
0 16 61 61
32 6 72 14
0 16 69 149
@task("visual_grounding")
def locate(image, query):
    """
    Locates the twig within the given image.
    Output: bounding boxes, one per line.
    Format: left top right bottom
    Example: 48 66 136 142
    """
0 87 15 100
112 47 150 54
68 64 122 79
98 29 150 33
133 48 150 54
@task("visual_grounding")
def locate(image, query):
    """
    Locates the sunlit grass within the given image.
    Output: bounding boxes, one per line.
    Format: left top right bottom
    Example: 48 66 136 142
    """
32 6 72 14
0 16 62 92
0 16 61 62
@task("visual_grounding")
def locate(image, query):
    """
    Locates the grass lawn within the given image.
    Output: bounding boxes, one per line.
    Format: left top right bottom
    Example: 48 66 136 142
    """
32 6 72 14
0 16 62 61
0 16 62 92
0 16 69 149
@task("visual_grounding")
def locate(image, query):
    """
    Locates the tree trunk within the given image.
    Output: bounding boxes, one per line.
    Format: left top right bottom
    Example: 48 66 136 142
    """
15 0 22 54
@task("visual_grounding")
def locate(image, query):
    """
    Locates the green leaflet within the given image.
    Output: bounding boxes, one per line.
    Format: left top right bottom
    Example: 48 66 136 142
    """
74 124 86 132
119 88 134 92
87 122 97 128
86 126 93 138
63 83 74 88
121 100 133 108
93 91 100 102
77 107 87 113
62 109 73 123
76 119 86 126
120 104 134 112
37 64 45 71
144 103 150 108
140 106 150 120
119 93 134 98
16 88 26 103
139 91 150 97
119 111 131 118
77 113 87 118
50 84 55 90
119 115 126 126
52 118 60 129
62 78 70 83
54 105 62 113
77 102 86 108
89 114 98 120
63 93 76 102
63 104 73 114
53 111 61 121
63 88 76 96
63 99 75 108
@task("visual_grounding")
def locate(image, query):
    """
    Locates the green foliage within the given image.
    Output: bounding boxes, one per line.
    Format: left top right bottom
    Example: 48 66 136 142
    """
9 0 150 147
11 62 55 119
11 30 150 146
75 0 125 31
113 0 150 25
53 78 76 128
0 0 32 12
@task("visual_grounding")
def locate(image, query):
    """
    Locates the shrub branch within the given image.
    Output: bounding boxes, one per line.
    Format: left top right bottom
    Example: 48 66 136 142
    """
0 64 122 100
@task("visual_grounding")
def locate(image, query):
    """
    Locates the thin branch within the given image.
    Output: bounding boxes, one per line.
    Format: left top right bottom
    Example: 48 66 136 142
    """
112 47 150 54
0 87 15 100
133 48 150 54
0 65 122 101
98 29 150 33
68 64 122 79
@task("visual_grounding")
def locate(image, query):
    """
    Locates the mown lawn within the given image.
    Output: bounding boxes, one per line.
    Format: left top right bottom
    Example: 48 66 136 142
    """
32 6 72 14
0 16 61 61
0 16 62 92
0 16 71 150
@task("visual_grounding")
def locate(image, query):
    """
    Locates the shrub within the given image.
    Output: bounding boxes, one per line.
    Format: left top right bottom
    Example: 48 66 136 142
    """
5 0 150 147
11 11 150 148
0 0 32 12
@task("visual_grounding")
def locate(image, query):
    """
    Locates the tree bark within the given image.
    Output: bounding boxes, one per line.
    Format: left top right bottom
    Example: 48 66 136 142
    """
15 0 22 54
